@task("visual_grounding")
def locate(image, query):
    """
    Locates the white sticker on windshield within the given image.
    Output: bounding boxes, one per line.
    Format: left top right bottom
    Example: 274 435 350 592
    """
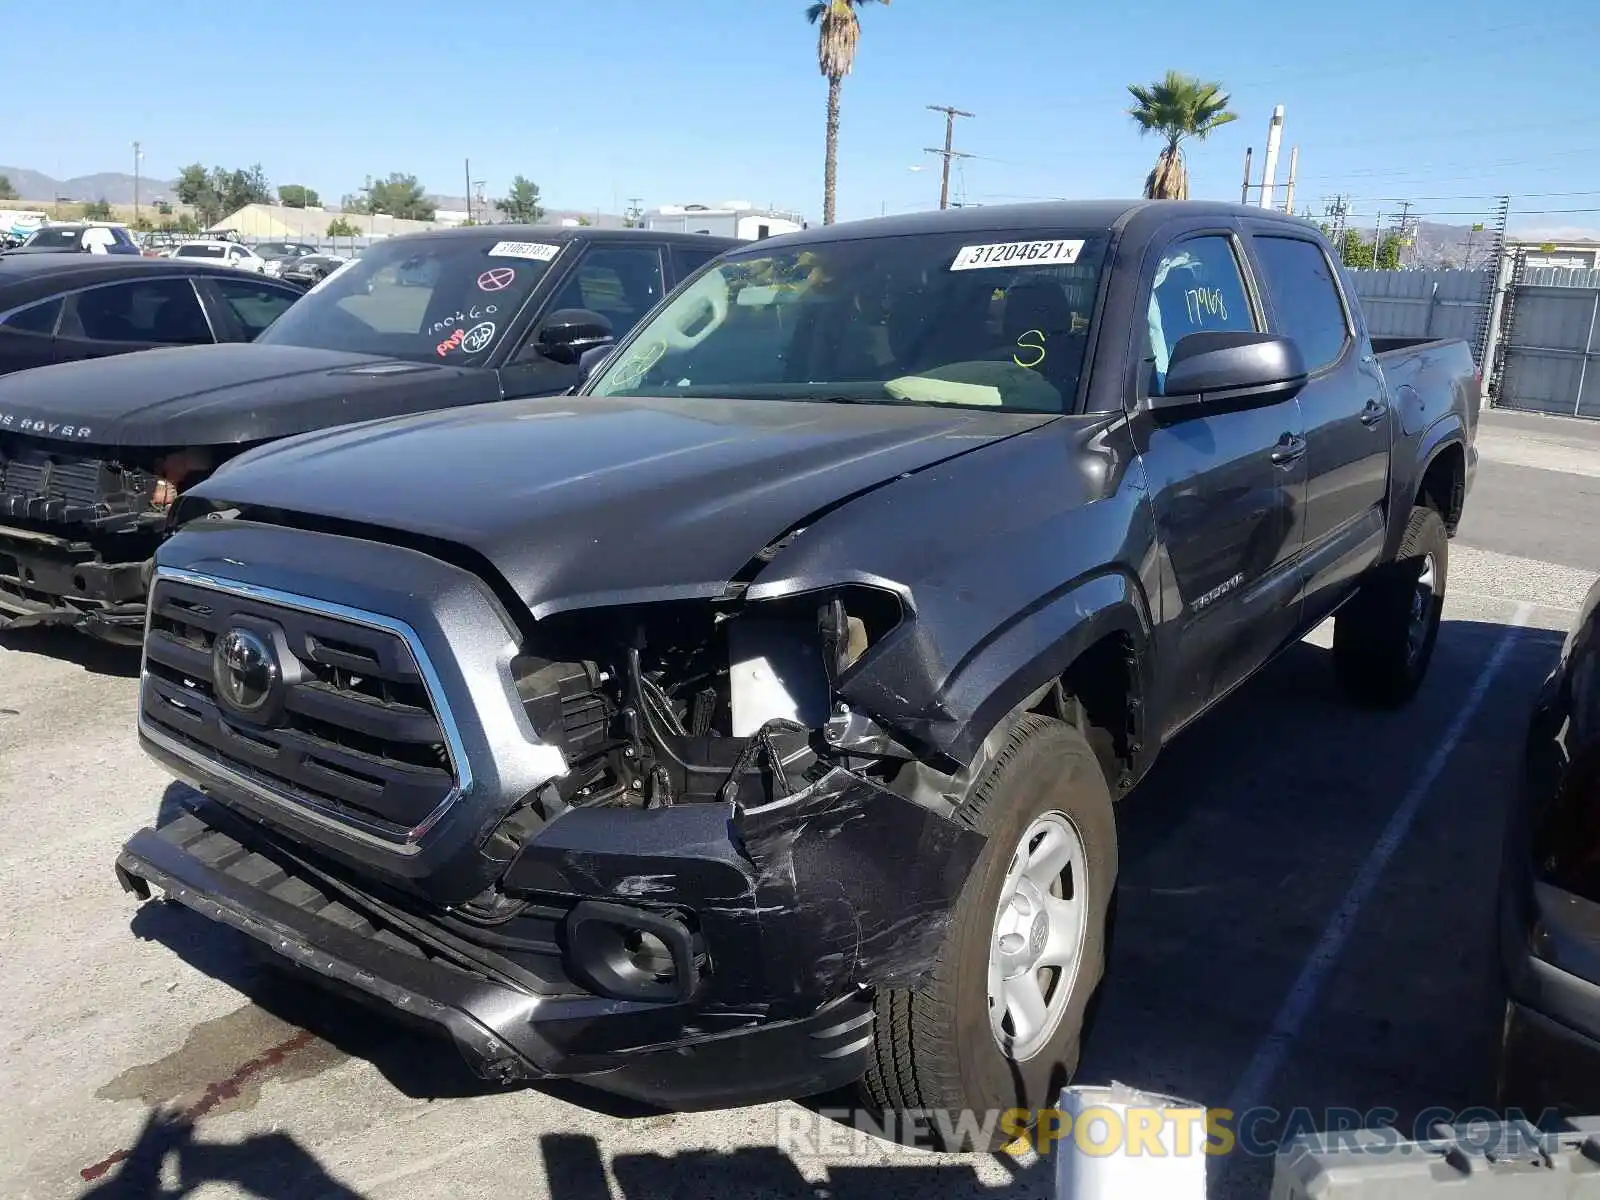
487 240 561 262
950 239 1085 271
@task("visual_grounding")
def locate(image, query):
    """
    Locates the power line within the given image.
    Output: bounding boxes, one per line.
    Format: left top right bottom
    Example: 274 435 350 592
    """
1319 189 1600 204
924 104 974 211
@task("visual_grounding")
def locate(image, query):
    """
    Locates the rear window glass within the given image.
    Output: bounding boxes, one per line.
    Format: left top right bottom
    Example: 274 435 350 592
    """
1 298 62 334
176 245 227 259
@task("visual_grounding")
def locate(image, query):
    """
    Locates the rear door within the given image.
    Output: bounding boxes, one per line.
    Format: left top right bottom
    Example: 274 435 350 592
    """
1128 221 1308 734
53 277 216 362
0 296 66 375
1241 225 1390 623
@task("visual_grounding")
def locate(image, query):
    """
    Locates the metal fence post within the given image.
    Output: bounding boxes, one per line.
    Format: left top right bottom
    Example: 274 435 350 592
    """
1481 249 1519 406
1575 288 1600 418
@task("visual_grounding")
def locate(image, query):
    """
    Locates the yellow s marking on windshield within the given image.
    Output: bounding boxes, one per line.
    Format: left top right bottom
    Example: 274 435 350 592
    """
1014 328 1047 369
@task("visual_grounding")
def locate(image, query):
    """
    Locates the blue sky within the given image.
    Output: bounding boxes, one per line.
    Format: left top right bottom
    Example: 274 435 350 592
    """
4 0 1596 236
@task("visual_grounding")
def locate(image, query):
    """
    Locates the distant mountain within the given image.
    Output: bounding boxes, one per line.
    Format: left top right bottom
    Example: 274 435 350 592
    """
0 166 181 205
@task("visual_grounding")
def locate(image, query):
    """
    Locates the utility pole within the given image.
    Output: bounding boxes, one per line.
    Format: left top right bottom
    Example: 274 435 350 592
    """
625 197 644 228
1324 194 1350 253
1240 147 1254 204
132 141 142 225
1395 199 1414 268
1259 105 1285 209
1282 146 1299 215
924 104 974 211
464 158 472 223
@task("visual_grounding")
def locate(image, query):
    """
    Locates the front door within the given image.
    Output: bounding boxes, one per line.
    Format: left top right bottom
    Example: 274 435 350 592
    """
1127 227 1307 736
1242 227 1390 623
500 242 670 397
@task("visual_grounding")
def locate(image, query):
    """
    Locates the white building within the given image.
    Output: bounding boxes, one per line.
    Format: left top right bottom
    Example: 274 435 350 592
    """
1514 238 1600 271
643 201 805 241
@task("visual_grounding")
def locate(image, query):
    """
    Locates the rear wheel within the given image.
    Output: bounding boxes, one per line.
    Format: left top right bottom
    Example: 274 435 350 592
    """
1332 504 1449 708
858 713 1117 1150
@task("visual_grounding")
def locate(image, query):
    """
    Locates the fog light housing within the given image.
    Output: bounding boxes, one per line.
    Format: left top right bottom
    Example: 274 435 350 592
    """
564 900 706 1003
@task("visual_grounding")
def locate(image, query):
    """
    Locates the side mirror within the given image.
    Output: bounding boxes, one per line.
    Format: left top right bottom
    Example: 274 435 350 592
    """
537 308 615 366
1153 331 1307 414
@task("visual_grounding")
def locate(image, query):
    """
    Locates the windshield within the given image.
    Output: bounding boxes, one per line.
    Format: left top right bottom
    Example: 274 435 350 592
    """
586 228 1109 413
256 235 563 362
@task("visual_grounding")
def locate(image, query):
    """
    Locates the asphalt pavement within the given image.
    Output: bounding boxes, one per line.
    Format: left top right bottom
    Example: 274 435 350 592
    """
1 405 1596 1200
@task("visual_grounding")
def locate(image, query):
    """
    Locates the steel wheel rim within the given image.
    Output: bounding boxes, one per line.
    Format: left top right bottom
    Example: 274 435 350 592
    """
1406 552 1439 663
987 810 1090 1061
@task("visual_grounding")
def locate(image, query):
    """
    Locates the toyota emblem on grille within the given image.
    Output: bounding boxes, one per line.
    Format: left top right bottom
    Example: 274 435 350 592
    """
212 627 279 715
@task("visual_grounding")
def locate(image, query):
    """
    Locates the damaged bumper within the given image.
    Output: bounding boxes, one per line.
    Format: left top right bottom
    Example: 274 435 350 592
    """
115 768 983 1106
0 524 151 643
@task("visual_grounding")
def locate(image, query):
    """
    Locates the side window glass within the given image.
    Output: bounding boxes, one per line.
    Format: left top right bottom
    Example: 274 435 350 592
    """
1144 235 1257 394
213 278 298 339
72 279 212 345
546 246 666 341
672 245 725 281
1 297 63 335
1249 235 1350 372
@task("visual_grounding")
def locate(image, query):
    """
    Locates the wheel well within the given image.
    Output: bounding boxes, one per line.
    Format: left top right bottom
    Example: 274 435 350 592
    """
1034 631 1142 794
1417 443 1466 533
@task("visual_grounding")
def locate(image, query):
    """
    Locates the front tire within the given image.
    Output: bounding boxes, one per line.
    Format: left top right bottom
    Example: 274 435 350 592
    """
1332 504 1449 708
858 713 1117 1150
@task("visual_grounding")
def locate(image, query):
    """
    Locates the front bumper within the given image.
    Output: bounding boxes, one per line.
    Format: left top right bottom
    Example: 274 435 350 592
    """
116 781 980 1106
0 524 150 643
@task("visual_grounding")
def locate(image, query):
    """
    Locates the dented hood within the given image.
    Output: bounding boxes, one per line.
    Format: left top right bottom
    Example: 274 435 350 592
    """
185 393 1055 617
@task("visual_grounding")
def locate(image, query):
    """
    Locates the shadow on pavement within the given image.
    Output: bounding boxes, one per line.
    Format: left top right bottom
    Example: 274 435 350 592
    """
0 625 141 677
541 1131 1052 1200
78 1107 363 1199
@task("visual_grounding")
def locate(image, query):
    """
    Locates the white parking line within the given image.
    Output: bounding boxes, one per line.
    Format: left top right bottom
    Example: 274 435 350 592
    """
1224 601 1535 1119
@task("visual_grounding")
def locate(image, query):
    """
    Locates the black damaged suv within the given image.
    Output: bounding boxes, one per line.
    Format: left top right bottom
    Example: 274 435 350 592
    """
116 202 1480 1145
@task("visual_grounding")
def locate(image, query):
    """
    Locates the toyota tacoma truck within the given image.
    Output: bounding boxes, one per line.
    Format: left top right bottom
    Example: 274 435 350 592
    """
0 225 737 642
114 201 1480 1146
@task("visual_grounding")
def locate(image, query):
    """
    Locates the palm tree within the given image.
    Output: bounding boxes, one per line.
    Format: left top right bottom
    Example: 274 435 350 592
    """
807 0 889 225
1126 71 1238 200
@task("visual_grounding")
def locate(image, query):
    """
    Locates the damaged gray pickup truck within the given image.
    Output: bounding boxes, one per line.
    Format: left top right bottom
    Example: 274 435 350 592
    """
115 200 1480 1147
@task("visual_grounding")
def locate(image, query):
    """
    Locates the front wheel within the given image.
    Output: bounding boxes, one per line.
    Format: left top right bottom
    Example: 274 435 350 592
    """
858 713 1117 1150
1332 504 1449 708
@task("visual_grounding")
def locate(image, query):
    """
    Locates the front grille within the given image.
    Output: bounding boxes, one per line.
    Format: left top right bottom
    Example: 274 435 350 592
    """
140 574 460 840
0 444 157 527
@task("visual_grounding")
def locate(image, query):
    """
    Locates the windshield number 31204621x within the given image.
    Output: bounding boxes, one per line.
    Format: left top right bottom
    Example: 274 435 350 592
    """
950 239 1085 271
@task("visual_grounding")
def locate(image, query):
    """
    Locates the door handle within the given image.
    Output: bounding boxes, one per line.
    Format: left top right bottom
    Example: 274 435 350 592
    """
1359 398 1388 426
1270 434 1307 466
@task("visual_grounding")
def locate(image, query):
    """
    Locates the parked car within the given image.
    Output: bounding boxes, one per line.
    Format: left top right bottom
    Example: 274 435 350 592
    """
1499 576 1600 1116
3 222 142 256
0 255 303 377
172 240 268 273
112 201 1481 1144
277 253 348 287
256 242 320 277
0 225 738 640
